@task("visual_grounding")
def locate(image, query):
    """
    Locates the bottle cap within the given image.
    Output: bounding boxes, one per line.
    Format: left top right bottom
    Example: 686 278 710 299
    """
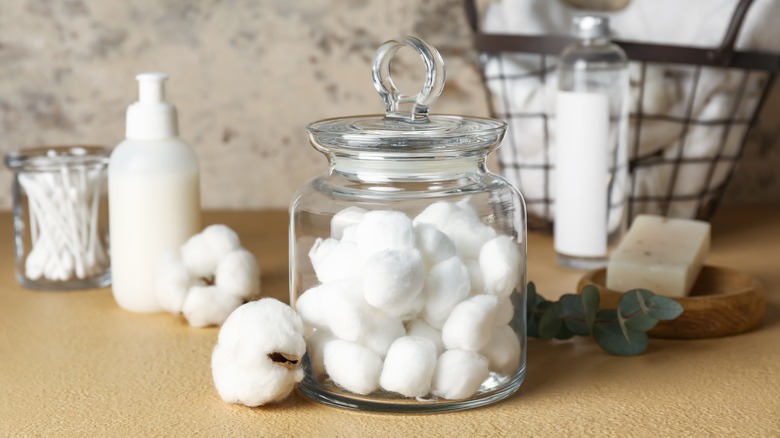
125 72 179 140
571 15 610 39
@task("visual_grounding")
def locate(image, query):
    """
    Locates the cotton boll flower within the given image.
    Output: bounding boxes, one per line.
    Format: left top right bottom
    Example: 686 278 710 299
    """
406 318 444 355
432 349 489 400
323 339 383 395
183 285 243 328
363 248 425 309
154 250 195 314
212 299 306 406
414 223 457 268
379 336 437 398
441 295 499 352
479 235 522 298
422 256 471 329
215 249 261 300
181 224 241 278
480 325 521 376
355 210 415 259
331 206 367 240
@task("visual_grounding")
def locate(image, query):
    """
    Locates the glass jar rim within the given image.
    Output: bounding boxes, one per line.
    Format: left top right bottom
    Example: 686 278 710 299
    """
4 145 110 172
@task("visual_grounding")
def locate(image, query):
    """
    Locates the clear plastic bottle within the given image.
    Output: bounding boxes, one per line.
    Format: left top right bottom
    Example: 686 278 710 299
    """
108 73 201 313
289 36 526 413
554 15 629 269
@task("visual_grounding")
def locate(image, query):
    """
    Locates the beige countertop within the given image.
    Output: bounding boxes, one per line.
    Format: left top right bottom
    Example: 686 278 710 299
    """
1 209 778 437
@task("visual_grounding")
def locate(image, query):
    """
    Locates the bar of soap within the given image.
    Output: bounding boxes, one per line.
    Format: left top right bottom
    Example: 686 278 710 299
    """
606 215 710 297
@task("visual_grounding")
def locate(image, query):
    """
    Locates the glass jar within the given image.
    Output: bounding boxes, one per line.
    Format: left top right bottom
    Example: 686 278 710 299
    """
4 145 111 290
289 36 527 413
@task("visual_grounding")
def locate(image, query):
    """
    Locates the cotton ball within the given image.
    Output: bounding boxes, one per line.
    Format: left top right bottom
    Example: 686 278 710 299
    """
441 295 499 351
379 290 426 322
181 225 241 278
480 325 521 376
295 284 329 330
154 250 193 314
495 296 515 326
414 223 457 268
431 349 489 400
323 240 361 283
355 210 415 259
331 206 367 240
423 256 471 329
321 279 373 342
414 202 461 229
214 249 261 300
323 339 383 395
406 318 444 355
211 299 306 407
341 225 358 243
379 336 437 398
308 238 338 277
360 313 406 358
464 259 485 295
363 248 425 309
479 235 522 298
183 285 243 328
305 329 335 378
443 218 497 260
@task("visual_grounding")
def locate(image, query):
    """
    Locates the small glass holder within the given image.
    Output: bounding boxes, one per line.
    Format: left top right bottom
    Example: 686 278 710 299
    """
4 146 111 290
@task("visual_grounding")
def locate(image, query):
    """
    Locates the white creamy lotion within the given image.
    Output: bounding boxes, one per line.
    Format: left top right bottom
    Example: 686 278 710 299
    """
554 90 609 258
109 72 201 313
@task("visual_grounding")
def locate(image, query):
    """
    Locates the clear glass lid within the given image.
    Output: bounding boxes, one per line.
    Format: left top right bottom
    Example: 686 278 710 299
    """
307 36 506 159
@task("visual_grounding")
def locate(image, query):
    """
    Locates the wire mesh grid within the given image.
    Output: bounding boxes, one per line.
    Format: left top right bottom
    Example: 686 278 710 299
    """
466 0 780 232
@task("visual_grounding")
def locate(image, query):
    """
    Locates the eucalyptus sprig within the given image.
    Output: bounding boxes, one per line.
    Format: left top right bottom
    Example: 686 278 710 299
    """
527 282 684 356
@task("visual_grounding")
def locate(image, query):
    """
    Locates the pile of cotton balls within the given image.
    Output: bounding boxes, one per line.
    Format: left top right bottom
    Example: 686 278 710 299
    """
212 298 306 406
297 201 523 400
154 224 261 327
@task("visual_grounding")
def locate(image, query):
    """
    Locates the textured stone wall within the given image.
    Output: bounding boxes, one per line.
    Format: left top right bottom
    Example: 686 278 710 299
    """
0 0 776 210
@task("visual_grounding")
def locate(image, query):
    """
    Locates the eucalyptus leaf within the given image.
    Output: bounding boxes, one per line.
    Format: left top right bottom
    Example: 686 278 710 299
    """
526 282 682 356
537 302 563 340
593 322 650 356
559 294 589 336
555 321 575 340
647 296 684 320
618 289 658 332
580 285 600 331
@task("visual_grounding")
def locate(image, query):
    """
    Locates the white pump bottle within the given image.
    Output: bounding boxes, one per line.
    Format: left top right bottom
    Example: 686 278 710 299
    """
109 72 201 313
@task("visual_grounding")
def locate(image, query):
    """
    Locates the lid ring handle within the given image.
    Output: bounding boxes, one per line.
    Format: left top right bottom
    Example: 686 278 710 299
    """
371 36 445 123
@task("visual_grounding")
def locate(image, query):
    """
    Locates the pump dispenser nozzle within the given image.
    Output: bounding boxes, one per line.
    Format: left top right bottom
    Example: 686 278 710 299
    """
126 72 179 140
137 72 167 103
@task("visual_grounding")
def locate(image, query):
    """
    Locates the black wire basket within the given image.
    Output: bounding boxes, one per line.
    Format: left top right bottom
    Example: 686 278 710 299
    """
466 0 780 232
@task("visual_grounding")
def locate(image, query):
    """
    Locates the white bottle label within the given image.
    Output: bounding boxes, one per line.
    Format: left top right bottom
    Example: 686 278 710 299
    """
554 90 609 258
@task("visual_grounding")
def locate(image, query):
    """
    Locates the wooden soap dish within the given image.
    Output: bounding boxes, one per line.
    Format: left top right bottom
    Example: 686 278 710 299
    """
578 265 765 339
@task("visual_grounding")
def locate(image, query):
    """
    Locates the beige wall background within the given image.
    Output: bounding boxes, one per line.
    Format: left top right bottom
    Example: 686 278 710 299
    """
0 0 777 210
